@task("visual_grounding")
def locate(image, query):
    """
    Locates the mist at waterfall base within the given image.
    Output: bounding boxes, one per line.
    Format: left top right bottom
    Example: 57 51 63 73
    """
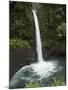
9 10 66 88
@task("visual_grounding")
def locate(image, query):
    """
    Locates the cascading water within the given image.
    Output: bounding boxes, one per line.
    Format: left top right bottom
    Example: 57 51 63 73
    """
9 9 64 89
32 10 43 62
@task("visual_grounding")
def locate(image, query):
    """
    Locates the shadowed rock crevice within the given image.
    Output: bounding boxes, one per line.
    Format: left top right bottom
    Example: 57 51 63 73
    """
10 47 65 79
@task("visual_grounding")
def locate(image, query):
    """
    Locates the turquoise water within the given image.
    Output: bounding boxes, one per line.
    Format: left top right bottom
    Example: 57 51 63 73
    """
9 56 66 89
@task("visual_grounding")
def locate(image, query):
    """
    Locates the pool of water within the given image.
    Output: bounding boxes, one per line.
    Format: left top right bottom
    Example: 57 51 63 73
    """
9 56 66 89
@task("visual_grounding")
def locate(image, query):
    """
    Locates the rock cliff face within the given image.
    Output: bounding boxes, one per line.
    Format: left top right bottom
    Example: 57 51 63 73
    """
10 47 66 79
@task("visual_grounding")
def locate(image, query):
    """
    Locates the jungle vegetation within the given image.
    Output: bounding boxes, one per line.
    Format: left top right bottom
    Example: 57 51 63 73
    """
10 1 66 53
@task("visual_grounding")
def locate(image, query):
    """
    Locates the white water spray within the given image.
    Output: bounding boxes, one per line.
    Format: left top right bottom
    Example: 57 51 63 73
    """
32 10 43 62
9 10 63 88
31 10 62 77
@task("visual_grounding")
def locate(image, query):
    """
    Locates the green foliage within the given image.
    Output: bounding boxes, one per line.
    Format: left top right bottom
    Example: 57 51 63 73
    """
10 1 66 51
25 81 41 88
56 23 66 37
25 76 64 88
50 77 65 86
10 39 31 48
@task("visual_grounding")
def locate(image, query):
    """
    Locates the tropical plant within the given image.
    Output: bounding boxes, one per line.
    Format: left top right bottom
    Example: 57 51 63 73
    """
25 81 41 88
50 77 65 86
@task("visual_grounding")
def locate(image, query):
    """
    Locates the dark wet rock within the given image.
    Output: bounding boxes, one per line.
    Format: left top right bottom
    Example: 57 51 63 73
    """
10 48 65 79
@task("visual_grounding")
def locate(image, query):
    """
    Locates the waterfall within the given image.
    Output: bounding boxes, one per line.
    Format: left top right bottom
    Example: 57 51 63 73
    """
32 10 43 62
9 9 64 89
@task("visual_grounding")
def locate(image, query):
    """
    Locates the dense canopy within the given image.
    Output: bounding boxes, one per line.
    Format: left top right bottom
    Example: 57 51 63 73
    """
10 1 66 51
